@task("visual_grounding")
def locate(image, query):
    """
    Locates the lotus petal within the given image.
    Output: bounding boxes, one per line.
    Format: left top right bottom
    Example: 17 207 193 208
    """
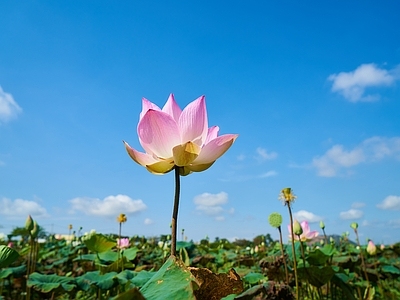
146 159 175 174
124 141 158 166
138 110 181 159
193 134 238 164
172 142 200 167
178 96 208 146
162 94 182 123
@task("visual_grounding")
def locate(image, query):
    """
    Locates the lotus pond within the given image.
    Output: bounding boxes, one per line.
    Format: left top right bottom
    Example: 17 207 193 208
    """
1 228 399 300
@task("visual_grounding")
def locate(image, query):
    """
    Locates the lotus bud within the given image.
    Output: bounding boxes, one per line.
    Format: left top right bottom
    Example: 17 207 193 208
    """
319 221 325 230
30 221 39 239
25 215 34 231
380 244 385 250
69 224 73 230
330 237 334 244
293 220 303 236
367 240 377 255
350 222 358 230
268 212 283 228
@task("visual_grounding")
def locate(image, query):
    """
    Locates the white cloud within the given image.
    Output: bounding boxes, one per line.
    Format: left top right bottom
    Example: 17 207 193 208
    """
258 171 277 178
193 192 229 217
69 194 147 217
193 192 228 207
328 63 398 102
196 205 224 215
312 136 400 177
312 145 365 177
215 216 225 221
377 195 400 210
255 147 277 161
293 210 323 223
339 209 363 220
351 202 366 209
144 218 154 225
0 198 48 218
0 86 22 123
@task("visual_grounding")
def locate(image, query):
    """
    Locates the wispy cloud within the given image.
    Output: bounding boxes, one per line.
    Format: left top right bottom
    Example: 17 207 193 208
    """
377 195 400 210
339 209 363 220
328 63 399 102
0 86 22 123
312 136 400 177
351 202 366 209
258 171 277 178
255 147 278 161
0 198 48 218
293 210 323 223
193 192 231 221
144 218 154 225
69 194 147 217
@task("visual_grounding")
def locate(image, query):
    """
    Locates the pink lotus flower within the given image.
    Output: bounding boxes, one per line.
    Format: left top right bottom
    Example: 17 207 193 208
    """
117 238 130 249
367 240 376 255
124 94 238 175
288 220 319 242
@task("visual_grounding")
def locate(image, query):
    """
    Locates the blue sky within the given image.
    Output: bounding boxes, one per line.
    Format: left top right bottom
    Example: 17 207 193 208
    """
1 1 399 244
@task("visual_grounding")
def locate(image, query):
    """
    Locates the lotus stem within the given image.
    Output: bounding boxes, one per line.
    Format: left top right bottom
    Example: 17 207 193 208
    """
171 167 181 257
287 204 299 300
277 226 289 285
354 228 369 283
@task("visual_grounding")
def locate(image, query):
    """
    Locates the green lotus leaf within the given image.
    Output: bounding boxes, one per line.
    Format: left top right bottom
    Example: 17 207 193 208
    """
0 265 26 279
382 265 400 275
111 287 146 300
130 270 157 288
123 247 138 260
242 272 265 285
140 256 197 300
83 233 116 253
297 266 335 288
27 272 76 293
76 271 118 291
0 245 19 268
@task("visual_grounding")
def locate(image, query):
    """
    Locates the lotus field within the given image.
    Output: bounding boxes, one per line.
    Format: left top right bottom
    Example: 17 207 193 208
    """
1 95 399 299
1 219 400 300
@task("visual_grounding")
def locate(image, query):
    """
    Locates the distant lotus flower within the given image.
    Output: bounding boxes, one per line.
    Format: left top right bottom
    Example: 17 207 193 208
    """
117 238 130 249
288 221 319 242
124 94 238 176
367 240 377 255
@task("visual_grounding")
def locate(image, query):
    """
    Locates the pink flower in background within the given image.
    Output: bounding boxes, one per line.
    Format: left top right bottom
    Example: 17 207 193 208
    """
117 238 130 249
367 240 377 255
124 94 238 176
288 220 319 242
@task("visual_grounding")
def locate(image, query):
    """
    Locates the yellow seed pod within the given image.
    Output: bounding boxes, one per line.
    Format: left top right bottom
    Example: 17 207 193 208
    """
117 213 127 223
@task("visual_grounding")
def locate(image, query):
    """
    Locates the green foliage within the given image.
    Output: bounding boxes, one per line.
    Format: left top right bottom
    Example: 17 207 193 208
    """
140 256 197 300
0 245 19 268
82 233 117 253
0 233 399 299
27 272 76 293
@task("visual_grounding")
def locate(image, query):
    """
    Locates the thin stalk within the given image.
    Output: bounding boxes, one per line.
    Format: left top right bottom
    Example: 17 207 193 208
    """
354 229 369 283
170 167 181 257
117 222 122 271
277 226 289 285
287 204 299 300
